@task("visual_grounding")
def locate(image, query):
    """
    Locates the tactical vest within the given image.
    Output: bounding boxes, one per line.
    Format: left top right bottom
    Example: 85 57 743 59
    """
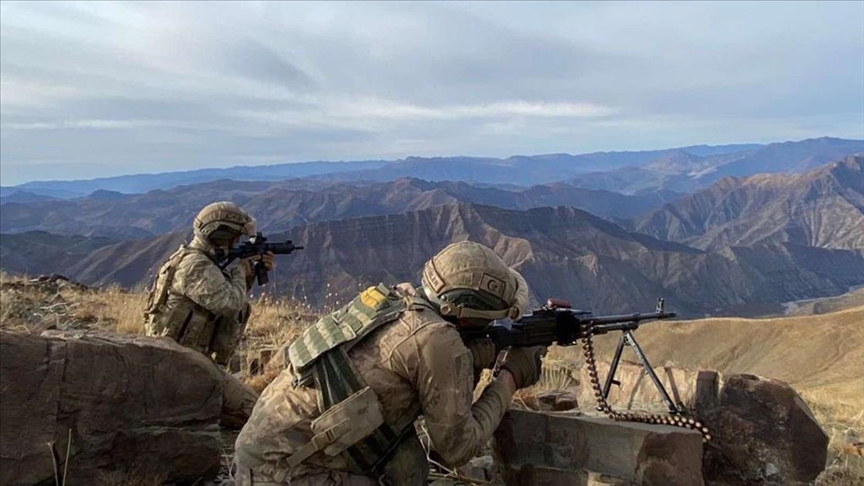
286 284 432 476
144 245 238 355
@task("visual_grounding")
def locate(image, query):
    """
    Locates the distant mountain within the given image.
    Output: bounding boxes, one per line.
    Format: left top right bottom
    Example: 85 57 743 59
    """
1 143 762 198
18 204 863 318
307 147 757 187
0 160 390 199
0 178 682 239
0 191 58 205
714 137 864 177
634 156 864 251
0 231 118 277
6 138 859 199
65 231 191 289
570 137 864 195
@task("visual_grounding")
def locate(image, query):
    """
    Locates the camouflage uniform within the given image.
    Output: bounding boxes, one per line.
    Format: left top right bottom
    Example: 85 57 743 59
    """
144 202 255 364
235 242 539 485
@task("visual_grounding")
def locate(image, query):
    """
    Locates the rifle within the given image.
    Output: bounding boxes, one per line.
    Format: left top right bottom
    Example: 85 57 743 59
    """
463 297 682 414
216 232 303 286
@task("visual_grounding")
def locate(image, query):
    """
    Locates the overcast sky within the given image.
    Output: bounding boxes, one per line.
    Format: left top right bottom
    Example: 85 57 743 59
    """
1 1 863 185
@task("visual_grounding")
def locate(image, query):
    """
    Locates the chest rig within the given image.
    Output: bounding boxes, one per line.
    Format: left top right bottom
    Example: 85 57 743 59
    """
143 245 224 351
286 284 432 475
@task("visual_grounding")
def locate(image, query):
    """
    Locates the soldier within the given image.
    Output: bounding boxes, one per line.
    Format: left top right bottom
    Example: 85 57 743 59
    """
144 201 275 365
234 241 545 485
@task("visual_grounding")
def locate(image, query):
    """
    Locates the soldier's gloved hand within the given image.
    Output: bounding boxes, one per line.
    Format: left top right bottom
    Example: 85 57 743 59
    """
500 345 546 389
260 251 276 271
467 338 497 371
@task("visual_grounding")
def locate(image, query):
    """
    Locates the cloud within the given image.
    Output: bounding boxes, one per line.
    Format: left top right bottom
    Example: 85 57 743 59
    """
1 1 862 184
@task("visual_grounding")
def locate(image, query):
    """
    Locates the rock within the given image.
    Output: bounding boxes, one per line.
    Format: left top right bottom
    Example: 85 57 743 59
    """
494 410 704 486
843 442 864 457
702 374 829 485
0 330 259 486
457 455 494 481
517 389 579 412
587 471 635 485
691 370 720 413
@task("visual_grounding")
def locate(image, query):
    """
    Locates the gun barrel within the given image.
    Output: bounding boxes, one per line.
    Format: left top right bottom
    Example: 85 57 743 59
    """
265 242 303 254
587 311 677 334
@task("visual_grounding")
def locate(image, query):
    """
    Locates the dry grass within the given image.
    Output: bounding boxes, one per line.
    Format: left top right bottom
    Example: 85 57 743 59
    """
243 294 318 354
0 272 146 335
237 294 318 391
808 390 864 485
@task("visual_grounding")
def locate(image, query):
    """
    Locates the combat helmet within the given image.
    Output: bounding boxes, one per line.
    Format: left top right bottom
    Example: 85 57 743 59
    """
421 241 529 321
193 202 256 243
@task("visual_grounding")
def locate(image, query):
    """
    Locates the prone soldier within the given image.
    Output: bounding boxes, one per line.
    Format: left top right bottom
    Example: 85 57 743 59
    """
143 201 275 365
234 241 545 485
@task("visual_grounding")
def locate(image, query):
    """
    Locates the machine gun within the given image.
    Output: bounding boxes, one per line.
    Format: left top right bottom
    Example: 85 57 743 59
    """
463 298 683 414
216 232 303 286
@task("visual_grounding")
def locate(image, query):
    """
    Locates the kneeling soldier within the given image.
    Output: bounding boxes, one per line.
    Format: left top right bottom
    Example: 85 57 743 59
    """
144 201 274 365
234 241 545 485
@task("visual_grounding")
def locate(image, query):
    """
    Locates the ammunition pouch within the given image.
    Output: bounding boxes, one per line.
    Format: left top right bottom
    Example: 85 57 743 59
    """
284 285 433 475
150 296 218 353
286 385 384 469
307 348 409 476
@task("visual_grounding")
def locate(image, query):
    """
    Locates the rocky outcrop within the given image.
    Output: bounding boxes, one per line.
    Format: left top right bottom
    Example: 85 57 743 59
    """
515 388 579 412
0 330 259 486
493 411 704 486
572 360 829 485
702 374 829 485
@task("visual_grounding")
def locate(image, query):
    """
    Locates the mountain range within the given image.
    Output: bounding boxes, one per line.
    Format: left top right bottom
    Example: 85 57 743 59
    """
0 178 680 239
568 137 864 195
7 138 857 199
7 201 863 318
1 137 862 318
634 156 864 250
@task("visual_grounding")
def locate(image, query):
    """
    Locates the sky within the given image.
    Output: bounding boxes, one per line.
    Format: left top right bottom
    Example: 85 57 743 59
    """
1 1 863 185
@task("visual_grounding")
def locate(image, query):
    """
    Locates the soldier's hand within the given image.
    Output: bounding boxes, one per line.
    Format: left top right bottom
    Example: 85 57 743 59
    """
500 345 546 389
260 251 276 271
467 338 497 371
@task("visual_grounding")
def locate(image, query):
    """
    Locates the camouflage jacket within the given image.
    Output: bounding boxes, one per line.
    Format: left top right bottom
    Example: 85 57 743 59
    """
169 236 248 315
145 236 249 359
234 284 516 482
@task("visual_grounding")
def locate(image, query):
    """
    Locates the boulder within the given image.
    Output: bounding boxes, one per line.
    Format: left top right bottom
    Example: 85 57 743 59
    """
493 410 704 486
0 330 259 486
516 388 579 412
702 374 829 485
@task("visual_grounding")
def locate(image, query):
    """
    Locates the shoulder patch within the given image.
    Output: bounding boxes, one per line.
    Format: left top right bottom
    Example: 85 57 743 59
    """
360 286 387 309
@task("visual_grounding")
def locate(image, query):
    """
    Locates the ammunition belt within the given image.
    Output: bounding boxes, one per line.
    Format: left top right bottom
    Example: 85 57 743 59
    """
580 325 712 443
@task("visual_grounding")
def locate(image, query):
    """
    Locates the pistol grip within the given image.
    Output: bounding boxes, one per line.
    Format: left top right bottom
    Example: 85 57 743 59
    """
255 262 269 286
